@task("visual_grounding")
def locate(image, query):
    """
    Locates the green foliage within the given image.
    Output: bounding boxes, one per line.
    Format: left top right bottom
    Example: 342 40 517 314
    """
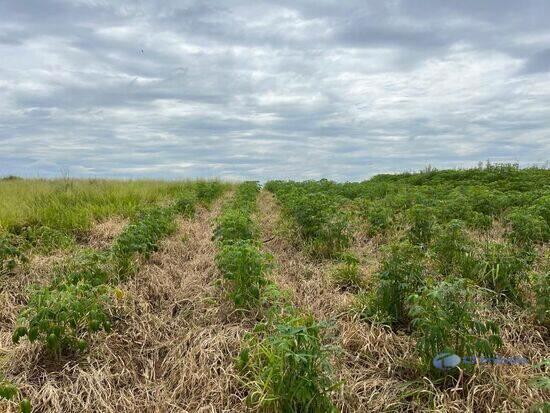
505 209 549 245
364 241 425 326
330 253 363 291
195 181 225 206
0 232 28 276
111 207 176 277
532 272 549 327
0 376 18 401
359 200 393 237
432 220 477 277
269 188 350 257
408 204 437 247
174 190 197 217
216 240 272 309
53 249 111 287
214 208 257 245
13 281 111 354
22 226 74 253
238 313 337 412
408 278 503 372
478 243 534 304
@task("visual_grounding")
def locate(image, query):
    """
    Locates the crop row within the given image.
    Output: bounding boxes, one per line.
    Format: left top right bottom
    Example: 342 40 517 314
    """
1 183 225 412
214 183 339 411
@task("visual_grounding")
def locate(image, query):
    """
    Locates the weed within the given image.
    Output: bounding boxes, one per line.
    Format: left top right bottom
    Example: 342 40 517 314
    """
331 252 363 291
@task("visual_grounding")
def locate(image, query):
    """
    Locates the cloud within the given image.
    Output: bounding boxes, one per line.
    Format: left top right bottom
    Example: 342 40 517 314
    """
0 0 549 181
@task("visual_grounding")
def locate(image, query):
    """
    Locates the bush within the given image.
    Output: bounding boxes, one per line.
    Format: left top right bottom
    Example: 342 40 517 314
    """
409 278 503 372
13 281 112 354
238 313 337 412
505 209 549 244
364 241 425 326
111 207 175 277
53 249 111 287
478 243 534 304
214 208 257 245
359 200 393 237
195 181 224 206
0 232 28 276
216 240 272 309
432 220 478 277
174 190 197 217
407 204 437 247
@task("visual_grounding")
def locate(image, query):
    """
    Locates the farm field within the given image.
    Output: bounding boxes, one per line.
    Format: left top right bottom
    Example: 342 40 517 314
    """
0 165 548 412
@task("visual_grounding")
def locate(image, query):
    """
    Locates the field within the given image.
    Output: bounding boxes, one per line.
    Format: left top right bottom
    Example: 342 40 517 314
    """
0 165 548 412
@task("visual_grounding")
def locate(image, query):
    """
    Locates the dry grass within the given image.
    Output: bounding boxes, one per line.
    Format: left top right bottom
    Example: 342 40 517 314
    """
256 190 549 412
85 217 129 249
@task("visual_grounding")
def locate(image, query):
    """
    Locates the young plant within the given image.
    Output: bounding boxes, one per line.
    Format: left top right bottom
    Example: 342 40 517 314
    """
364 241 425 326
213 208 257 245
478 242 534 304
0 376 30 413
407 204 437 247
174 190 197 217
359 200 393 237
215 240 271 309
408 278 503 373
22 225 74 254
53 249 111 287
505 209 549 245
532 271 549 327
237 313 337 412
431 220 478 278
111 206 175 277
13 281 112 355
0 232 28 276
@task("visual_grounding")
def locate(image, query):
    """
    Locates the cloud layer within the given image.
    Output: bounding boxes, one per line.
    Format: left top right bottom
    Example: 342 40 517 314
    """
1 0 549 180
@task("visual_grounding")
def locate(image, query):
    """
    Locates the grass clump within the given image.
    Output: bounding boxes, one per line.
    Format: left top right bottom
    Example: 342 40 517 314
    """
0 232 28 276
238 313 337 412
408 278 503 373
330 252 363 291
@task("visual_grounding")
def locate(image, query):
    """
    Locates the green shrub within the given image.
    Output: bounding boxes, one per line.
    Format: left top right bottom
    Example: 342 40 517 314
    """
364 241 425 326
22 225 74 253
0 376 30 413
195 181 224 206
0 232 27 276
111 206 175 277
53 249 111 287
238 313 337 412
174 190 197 217
533 272 549 327
330 253 362 291
407 204 437 247
505 209 549 244
432 220 478 277
359 200 393 237
408 278 503 373
214 208 257 245
478 243 534 304
216 240 272 309
13 281 111 354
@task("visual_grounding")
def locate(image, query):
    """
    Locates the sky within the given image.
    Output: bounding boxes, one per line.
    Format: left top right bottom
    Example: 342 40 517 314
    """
1 0 549 181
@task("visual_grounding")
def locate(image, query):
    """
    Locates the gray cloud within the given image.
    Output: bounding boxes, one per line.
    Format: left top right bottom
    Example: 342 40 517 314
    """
0 0 549 181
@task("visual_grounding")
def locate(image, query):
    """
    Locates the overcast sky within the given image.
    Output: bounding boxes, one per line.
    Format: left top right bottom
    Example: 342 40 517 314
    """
1 0 549 181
